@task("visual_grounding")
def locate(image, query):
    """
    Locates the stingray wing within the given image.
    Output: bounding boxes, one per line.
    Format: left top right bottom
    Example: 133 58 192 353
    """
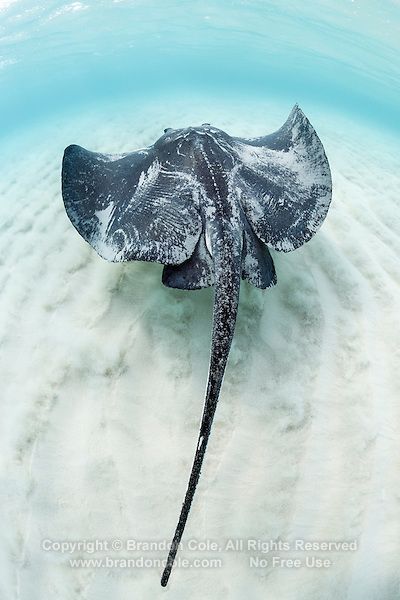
62 144 202 265
233 105 332 252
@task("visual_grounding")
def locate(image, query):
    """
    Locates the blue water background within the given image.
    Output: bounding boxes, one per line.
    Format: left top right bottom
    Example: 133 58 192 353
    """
0 0 399 137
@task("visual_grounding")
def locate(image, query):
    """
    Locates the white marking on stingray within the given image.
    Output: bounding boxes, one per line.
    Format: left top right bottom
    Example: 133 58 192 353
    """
95 201 114 241
205 226 213 257
97 152 128 162
200 148 223 206
177 141 186 157
136 159 161 194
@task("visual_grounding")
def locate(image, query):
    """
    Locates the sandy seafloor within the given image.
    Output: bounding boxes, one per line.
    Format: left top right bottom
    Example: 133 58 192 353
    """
0 95 399 600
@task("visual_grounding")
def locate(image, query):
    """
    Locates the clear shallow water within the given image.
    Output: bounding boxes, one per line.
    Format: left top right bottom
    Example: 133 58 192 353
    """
0 100 399 599
0 0 399 136
1 4 400 600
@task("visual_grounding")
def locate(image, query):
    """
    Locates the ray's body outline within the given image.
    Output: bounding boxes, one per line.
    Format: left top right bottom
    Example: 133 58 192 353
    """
61 105 332 586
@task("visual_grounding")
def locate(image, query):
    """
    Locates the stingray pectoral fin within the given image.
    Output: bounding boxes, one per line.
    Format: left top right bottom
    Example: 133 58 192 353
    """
234 105 332 252
62 144 202 265
161 234 242 586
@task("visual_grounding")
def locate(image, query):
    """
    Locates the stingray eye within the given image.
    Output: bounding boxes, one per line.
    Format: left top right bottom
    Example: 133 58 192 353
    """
164 128 173 134
202 123 210 127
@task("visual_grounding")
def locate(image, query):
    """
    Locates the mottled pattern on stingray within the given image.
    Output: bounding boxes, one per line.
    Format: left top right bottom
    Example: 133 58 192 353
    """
62 105 331 285
233 106 331 252
62 145 202 265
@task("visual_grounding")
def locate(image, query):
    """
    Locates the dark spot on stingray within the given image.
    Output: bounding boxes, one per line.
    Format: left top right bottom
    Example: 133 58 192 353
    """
61 104 332 586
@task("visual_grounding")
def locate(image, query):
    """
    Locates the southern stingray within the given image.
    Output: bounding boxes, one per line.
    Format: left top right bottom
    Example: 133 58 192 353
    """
61 105 332 586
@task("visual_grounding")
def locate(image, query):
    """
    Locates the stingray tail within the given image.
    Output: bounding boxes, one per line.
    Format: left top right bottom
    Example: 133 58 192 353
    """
161 232 242 586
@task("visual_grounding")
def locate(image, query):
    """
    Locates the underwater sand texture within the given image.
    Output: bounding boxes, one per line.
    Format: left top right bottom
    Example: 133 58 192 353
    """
0 96 399 600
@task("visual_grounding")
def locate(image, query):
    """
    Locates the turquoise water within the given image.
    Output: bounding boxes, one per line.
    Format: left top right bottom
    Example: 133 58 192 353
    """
1 4 400 599
0 0 399 137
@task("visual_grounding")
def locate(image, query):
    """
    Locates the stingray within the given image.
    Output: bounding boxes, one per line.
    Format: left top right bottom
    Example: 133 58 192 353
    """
62 105 332 586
